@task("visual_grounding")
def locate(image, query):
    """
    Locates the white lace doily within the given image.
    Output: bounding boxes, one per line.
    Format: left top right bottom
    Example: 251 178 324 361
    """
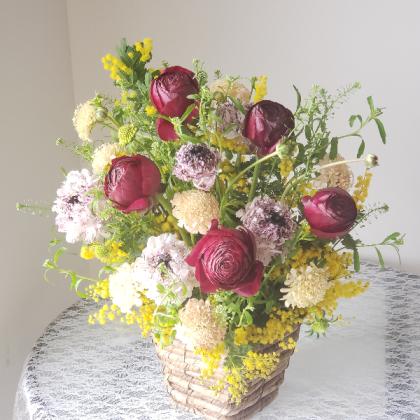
13 263 420 420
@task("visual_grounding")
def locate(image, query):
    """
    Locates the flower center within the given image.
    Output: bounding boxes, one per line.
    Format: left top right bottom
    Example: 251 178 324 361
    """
268 211 286 228
68 195 80 205
188 145 213 161
151 252 172 271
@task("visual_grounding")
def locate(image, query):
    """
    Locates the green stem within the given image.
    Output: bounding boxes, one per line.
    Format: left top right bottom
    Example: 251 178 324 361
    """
158 195 192 247
248 163 261 203
106 114 121 129
221 151 278 209
280 157 366 202
133 139 165 180
97 121 118 133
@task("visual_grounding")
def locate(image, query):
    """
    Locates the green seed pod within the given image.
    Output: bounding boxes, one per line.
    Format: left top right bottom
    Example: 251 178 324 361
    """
118 125 138 145
94 245 109 259
95 107 108 121
365 154 379 168
311 318 329 334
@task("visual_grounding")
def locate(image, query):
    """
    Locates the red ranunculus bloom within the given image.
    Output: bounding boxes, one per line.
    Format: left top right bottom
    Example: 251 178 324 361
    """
302 187 358 239
150 66 199 141
104 155 161 214
185 220 264 297
242 100 294 156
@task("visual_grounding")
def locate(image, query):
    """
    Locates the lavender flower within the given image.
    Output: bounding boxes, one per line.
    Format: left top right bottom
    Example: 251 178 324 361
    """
132 234 198 303
173 143 221 191
218 98 252 139
236 195 296 265
52 169 103 244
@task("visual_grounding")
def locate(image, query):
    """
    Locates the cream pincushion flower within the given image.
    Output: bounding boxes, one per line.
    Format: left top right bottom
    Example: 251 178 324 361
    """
176 299 227 350
92 143 125 173
109 263 144 313
280 263 331 308
209 79 251 103
313 153 354 191
171 190 220 234
72 100 98 142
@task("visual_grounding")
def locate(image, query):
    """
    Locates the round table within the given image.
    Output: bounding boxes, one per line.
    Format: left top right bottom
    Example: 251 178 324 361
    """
13 262 420 420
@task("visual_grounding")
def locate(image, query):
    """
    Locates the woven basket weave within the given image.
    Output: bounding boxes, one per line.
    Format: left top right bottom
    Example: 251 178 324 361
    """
154 324 301 420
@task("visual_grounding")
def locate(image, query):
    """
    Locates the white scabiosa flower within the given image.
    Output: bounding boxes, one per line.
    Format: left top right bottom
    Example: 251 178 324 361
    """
171 190 221 235
92 143 125 174
52 169 104 244
132 234 198 303
72 100 98 142
280 263 332 308
313 153 354 191
108 263 144 313
176 299 227 350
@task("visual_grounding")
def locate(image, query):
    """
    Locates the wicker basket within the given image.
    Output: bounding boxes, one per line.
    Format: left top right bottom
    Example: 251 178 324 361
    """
153 324 301 420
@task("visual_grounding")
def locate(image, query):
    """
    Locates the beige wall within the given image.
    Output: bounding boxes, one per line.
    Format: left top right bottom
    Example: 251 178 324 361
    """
1 0 419 417
0 1 84 418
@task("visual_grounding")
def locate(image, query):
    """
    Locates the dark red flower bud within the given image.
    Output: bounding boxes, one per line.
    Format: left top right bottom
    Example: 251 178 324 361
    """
185 220 264 297
104 155 161 214
242 100 294 156
150 66 199 141
302 187 358 239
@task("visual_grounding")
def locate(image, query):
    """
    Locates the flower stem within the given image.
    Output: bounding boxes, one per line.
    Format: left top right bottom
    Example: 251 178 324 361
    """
158 195 192 247
106 114 121 129
280 157 366 202
248 163 261 203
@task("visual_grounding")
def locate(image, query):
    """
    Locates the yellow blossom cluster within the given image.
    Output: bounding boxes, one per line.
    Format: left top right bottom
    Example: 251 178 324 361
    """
242 351 280 379
253 76 267 103
87 292 157 338
101 53 132 80
135 38 153 62
234 308 302 346
145 106 156 115
219 158 250 193
278 157 295 181
80 245 95 260
210 133 248 154
270 245 353 281
195 342 225 379
313 279 370 318
86 281 110 302
155 214 178 233
352 171 372 210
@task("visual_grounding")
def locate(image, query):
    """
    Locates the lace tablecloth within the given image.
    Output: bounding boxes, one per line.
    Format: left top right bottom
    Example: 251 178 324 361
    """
13 262 420 420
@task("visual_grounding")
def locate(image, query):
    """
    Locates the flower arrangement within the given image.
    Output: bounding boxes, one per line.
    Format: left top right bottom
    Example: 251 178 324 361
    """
19 37 404 407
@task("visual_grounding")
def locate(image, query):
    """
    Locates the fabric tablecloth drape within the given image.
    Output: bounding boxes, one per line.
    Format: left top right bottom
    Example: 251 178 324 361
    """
13 262 420 420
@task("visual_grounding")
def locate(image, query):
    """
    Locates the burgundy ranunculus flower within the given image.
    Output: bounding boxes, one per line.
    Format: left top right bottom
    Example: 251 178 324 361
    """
104 155 162 214
185 220 264 297
150 66 199 141
242 100 294 156
302 187 358 239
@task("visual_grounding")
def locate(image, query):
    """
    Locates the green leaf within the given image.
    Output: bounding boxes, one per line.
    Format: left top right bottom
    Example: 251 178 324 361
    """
357 140 365 158
180 104 195 123
54 247 67 264
367 96 375 113
49 238 62 247
341 234 358 250
221 123 237 138
383 232 400 243
179 134 203 145
69 270 77 289
145 71 152 87
99 265 114 279
349 115 363 128
375 247 385 270
305 125 312 141
374 118 387 144
110 129 119 142
209 113 225 124
353 248 360 272
243 311 253 327
329 137 338 160
224 148 233 160
61 167 67 178
75 278 88 298
293 85 301 111
228 96 246 115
